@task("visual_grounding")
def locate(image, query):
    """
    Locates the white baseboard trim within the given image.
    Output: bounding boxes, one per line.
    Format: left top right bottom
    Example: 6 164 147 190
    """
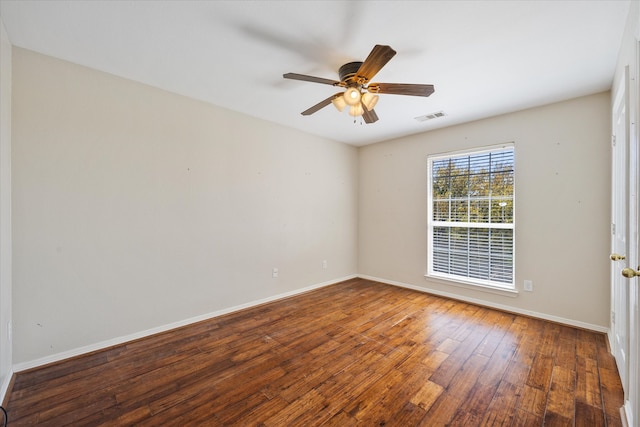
358 274 610 334
13 275 358 373
1 369 13 405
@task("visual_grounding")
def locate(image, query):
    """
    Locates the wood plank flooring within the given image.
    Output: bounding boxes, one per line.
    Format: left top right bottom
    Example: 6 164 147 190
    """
5 279 625 426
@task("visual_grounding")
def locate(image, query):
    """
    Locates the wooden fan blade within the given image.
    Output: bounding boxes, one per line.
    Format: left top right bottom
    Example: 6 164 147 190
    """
362 103 379 124
283 73 341 86
301 93 342 116
369 83 435 97
356 45 397 82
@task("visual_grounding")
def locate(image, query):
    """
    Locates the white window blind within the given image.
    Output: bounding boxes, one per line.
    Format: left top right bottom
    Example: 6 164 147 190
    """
427 145 514 289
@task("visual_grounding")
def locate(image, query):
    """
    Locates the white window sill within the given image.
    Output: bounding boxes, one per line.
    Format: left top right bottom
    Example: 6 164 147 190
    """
424 274 519 298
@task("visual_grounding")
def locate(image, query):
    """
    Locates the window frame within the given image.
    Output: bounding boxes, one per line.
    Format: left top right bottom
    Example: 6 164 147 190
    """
426 143 515 291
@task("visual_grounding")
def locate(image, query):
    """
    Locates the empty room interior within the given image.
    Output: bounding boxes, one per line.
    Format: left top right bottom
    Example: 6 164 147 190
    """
0 1 639 425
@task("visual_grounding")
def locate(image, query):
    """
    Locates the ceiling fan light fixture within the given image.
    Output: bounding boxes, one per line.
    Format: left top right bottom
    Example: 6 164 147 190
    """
343 87 361 106
362 92 379 111
331 95 347 112
348 103 364 117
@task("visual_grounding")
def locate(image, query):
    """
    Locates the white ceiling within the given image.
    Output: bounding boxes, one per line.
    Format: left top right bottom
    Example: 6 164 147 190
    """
0 0 632 146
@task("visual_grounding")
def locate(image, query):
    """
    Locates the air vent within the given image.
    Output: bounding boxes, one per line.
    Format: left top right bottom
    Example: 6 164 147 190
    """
415 111 446 122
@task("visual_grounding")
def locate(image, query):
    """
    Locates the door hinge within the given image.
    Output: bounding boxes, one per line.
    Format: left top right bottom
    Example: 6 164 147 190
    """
612 222 616 235
612 134 616 147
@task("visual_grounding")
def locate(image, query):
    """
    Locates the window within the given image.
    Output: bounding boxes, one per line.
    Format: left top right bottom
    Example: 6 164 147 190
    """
427 144 514 289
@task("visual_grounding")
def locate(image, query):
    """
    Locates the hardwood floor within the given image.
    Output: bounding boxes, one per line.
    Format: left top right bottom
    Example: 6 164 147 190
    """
5 279 625 426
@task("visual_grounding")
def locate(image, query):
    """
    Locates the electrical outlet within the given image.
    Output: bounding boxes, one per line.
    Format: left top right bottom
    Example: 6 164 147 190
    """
523 280 533 292
322 260 327 269
272 267 278 278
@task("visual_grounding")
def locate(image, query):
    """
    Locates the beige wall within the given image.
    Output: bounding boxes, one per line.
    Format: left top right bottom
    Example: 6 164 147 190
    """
12 48 359 364
0 16 13 397
358 92 611 328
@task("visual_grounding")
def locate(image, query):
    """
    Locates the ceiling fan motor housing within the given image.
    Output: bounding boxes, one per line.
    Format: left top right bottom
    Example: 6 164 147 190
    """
338 61 364 84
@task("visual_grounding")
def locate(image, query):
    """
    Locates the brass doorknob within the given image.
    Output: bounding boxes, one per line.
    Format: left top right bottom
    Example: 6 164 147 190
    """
611 253 626 261
622 267 640 278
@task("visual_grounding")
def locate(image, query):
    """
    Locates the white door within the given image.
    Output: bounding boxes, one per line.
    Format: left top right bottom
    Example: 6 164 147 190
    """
621 42 640 427
612 51 639 425
611 66 630 396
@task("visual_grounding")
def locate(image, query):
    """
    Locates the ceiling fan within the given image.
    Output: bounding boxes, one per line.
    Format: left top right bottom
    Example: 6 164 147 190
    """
283 44 434 124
